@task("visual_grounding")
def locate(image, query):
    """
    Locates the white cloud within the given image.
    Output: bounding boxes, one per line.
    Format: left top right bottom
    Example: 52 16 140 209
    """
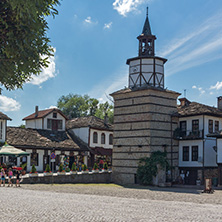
28 48 57 86
192 86 206 95
0 95 21 112
192 85 197 89
113 0 150 17
46 105 57 109
210 81 222 90
160 12 222 76
85 16 92 24
104 22 113 29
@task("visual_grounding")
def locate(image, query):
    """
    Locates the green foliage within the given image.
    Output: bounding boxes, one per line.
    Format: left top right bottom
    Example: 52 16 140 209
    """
45 164 51 172
31 164 37 173
93 163 98 170
59 163 63 172
65 167 70 172
57 94 113 123
137 151 169 185
104 162 108 170
83 164 87 171
71 163 77 171
21 163 27 170
0 0 60 90
19 124 25 129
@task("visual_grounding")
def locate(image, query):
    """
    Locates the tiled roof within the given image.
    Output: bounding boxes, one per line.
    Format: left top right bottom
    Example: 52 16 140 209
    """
66 116 113 131
22 108 68 120
6 127 88 151
0 112 11 120
175 102 222 117
110 86 180 96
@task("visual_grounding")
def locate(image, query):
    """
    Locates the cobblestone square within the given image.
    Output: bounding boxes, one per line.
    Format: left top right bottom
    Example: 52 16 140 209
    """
0 184 222 222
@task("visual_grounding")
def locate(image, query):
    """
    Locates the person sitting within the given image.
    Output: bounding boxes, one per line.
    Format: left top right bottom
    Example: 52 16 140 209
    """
0 168 6 187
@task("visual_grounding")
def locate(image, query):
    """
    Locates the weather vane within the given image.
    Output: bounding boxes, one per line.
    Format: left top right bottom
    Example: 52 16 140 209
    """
146 7 148 17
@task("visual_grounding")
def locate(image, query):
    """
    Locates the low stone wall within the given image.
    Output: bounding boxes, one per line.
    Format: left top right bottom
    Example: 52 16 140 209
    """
22 172 112 184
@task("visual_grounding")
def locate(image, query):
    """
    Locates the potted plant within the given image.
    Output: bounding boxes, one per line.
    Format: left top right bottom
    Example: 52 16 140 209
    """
44 164 52 176
29 164 38 177
71 163 77 174
103 162 108 172
82 164 89 174
58 163 65 175
93 163 99 173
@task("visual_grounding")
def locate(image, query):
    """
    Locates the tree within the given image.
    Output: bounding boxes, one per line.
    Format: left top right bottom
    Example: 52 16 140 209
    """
57 94 114 123
0 0 60 91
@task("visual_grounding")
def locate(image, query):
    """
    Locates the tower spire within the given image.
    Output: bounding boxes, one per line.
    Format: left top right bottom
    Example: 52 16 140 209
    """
142 7 152 36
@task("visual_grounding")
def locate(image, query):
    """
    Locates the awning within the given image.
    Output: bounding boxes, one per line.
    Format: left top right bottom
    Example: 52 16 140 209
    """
93 147 112 156
0 144 30 157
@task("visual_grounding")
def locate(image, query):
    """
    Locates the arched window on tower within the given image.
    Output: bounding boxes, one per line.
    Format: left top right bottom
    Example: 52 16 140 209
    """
109 134 113 145
101 133 105 144
93 132 98 143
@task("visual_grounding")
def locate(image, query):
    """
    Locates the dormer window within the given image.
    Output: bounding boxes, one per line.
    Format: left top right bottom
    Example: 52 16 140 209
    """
53 112 57 118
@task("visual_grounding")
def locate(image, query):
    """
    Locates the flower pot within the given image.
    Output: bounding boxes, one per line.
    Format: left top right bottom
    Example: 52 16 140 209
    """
57 172 66 175
29 173 38 177
82 170 89 174
92 170 99 173
44 172 53 176
70 171 77 175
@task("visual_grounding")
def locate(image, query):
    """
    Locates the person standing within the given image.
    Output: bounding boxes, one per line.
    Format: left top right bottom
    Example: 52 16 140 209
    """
16 170 21 187
0 168 6 187
8 168 13 187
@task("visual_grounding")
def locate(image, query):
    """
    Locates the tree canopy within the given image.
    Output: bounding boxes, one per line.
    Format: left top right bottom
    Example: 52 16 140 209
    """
0 0 60 91
57 94 114 123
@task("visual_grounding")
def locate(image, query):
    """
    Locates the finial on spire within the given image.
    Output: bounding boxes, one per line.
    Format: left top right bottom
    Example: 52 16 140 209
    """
146 7 148 17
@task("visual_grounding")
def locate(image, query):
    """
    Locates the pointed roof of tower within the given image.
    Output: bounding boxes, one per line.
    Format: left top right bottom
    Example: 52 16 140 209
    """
141 7 152 36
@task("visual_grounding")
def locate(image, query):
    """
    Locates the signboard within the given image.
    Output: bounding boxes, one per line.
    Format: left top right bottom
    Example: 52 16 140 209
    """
51 152 56 159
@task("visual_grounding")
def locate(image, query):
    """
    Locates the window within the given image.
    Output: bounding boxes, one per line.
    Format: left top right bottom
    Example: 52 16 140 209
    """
47 119 52 129
53 112 57 118
109 134 113 145
192 146 198 161
58 120 62 130
183 146 189 161
215 121 219 132
208 120 213 133
93 132 98 143
192 119 199 132
0 121 3 140
101 133 105 144
180 121 187 136
31 150 38 166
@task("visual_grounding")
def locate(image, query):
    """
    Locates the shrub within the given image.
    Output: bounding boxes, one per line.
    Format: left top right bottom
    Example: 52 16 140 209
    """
65 167 70 172
31 164 37 173
137 151 169 185
71 163 77 171
21 163 27 170
104 162 108 170
45 164 51 173
93 163 98 170
59 164 63 172
83 164 87 171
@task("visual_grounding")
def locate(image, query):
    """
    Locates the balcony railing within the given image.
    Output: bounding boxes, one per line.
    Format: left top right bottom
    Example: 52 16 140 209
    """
173 129 204 140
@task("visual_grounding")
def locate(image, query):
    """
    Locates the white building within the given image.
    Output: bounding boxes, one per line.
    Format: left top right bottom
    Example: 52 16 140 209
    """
174 97 222 185
7 106 89 172
66 116 113 167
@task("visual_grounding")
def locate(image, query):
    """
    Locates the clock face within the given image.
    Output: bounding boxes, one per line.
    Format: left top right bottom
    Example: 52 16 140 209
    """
130 66 139 73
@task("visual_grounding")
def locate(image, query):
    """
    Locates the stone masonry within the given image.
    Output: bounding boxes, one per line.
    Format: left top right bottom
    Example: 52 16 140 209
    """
111 87 180 184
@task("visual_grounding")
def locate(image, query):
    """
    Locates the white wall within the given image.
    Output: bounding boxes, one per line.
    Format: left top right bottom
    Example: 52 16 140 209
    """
217 139 222 163
43 112 66 131
90 129 113 149
25 119 42 129
72 127 89 144
204 116 222 135
204 138 217 167
179 140 203 167
0 120 7 143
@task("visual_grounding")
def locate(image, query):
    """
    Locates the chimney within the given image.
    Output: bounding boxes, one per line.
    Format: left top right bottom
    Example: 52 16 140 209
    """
35 106 39 118
179 98 191 107
218 96 222 110
104 113 109 125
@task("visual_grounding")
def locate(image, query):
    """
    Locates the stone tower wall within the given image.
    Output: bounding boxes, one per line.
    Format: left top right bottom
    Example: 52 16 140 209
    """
111 88 180 184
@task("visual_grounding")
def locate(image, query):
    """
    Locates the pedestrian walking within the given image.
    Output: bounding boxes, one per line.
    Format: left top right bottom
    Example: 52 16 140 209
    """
8 168 13 187
0 168 6 187
16 170 21 187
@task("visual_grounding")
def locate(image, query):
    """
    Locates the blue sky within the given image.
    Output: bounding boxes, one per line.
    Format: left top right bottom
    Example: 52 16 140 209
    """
1 0 222 126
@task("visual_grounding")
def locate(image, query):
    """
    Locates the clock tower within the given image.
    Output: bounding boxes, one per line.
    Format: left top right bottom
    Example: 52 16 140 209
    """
111 9 180 185
127 8 166 89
